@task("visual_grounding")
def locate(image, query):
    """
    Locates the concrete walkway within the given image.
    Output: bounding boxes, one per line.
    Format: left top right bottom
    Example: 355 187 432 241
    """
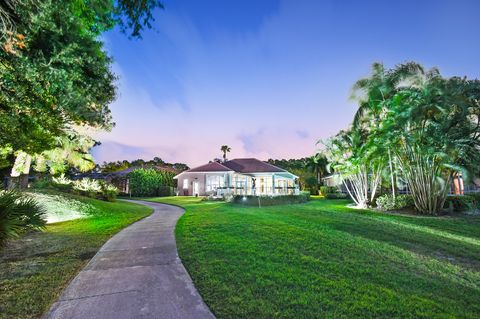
45 200 215 319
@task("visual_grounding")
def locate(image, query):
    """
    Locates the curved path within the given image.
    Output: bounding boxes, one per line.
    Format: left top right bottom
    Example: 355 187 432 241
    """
45 200 215 319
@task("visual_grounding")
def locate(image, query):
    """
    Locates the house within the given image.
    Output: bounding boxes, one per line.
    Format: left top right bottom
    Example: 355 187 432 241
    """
174 158 299 197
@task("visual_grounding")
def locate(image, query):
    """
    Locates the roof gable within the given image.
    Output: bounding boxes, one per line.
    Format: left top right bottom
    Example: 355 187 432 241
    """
223 158 286 173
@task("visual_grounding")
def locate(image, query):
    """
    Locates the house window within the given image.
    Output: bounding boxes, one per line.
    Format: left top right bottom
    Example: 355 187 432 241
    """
183 179 188 189
236 181 245 189
206 175 224 192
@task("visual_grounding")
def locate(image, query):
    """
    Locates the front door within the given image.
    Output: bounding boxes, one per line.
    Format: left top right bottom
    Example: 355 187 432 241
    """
193 181 199 196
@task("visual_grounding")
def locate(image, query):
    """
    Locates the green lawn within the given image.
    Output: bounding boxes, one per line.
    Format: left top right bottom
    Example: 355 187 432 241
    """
0 193 152 319
146 196 480 319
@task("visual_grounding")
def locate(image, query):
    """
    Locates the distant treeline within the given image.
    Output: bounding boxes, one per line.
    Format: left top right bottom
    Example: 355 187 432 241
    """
100 157 189 173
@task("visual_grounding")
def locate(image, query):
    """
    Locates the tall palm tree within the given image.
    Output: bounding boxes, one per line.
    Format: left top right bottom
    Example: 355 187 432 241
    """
220 145 231 162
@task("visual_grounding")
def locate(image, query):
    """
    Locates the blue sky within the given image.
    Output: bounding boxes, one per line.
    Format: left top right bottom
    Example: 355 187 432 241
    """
92 0 480 166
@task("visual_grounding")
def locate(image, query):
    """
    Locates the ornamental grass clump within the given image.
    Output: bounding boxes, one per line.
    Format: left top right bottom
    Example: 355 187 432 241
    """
0 191 46 248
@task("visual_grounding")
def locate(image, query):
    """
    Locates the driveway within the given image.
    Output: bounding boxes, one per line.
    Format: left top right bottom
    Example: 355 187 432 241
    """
45 200 215 319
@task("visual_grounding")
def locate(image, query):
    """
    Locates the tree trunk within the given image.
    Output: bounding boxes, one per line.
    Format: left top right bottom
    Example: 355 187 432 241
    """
10 152 32 189
388 148 395 200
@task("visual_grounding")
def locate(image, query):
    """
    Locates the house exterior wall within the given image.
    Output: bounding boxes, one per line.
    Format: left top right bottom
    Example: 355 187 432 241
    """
176 172 298 196
176 172 207 196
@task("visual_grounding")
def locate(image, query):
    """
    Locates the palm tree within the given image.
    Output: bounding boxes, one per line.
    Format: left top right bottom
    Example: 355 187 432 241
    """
351 62 425 199
324 128 383 208
364 63 480 214
220 145 231 162
306 153 328 184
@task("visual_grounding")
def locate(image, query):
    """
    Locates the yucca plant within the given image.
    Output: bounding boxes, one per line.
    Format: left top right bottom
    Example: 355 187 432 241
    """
0 191 46 248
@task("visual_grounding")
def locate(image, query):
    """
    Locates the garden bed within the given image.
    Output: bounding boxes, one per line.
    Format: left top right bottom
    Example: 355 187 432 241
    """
232 192 310 206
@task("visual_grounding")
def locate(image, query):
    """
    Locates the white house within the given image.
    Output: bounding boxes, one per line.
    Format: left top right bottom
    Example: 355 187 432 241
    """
174 158 299 197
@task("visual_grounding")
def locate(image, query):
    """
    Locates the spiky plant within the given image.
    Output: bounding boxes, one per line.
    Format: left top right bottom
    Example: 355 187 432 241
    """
0 190 46 247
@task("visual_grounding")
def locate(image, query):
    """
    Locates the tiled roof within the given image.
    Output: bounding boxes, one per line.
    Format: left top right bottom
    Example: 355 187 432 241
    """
223 158 286 173
187 162 233 172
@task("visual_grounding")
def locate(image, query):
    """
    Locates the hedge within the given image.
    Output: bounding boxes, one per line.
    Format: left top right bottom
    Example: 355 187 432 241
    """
233 192 310 206
128 168 175 197
325 193 348 199
320 186 339 195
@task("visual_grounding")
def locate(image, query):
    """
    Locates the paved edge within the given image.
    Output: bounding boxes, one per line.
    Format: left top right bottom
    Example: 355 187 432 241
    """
44 200 215 319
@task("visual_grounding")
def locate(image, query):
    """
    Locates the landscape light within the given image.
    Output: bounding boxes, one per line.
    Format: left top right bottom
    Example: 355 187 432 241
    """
242 196 247 201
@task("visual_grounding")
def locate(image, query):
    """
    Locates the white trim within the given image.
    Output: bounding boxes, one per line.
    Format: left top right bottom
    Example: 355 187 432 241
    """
243 172 298 179
173 170 233 179
175 171 298 179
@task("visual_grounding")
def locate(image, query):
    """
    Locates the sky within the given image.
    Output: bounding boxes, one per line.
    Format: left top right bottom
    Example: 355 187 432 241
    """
91 0 480 167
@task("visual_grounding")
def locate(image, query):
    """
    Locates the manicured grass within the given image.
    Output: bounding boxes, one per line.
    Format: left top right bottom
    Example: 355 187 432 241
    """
146 196 480 318
0 193 152 319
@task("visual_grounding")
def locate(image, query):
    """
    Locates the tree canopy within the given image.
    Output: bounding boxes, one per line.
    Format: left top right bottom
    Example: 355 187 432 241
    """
100 157 189 173
0 0 163 179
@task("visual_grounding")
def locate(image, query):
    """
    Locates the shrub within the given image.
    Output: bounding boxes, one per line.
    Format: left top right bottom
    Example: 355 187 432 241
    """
73 178 102 197
0 191 46 247
51 174 73 192
233 193 310 206
376 194 414 211
52 174 72 186
128 168 175 197
325 192 348 199
444 195 475 212
99 182 119 202
320 186 338 195
300 191 311 201
466 192 480 209
32 177 51 189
